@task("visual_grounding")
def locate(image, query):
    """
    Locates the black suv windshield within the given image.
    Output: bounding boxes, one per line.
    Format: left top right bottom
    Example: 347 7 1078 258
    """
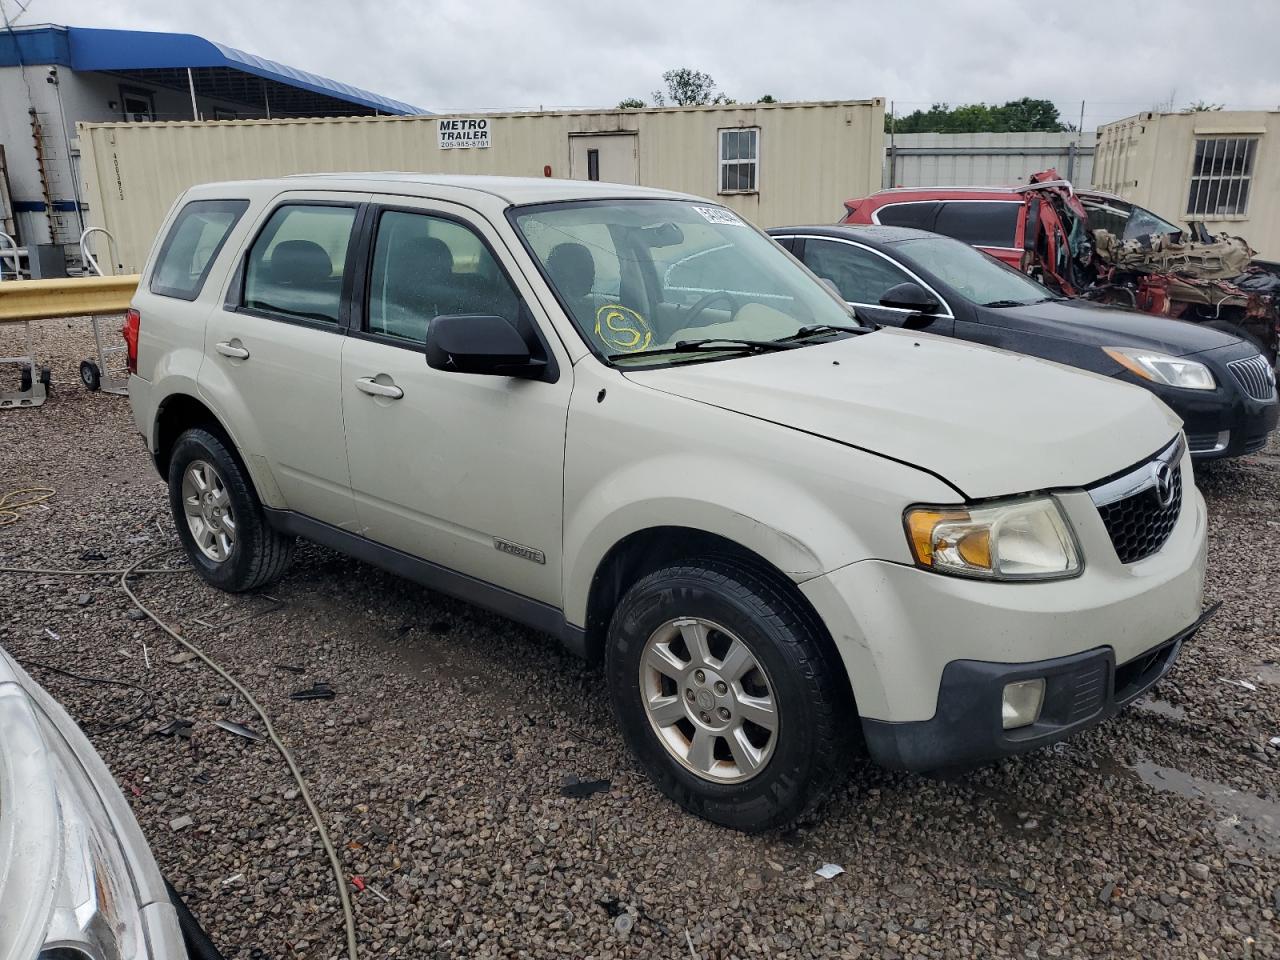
511 199 859 365
893 235 1056 307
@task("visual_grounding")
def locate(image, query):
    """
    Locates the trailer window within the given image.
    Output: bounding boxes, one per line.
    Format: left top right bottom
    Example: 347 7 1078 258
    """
1187 137 1257 217
149 199 248 300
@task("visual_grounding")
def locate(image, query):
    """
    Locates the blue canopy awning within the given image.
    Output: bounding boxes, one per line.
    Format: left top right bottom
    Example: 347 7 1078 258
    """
1 25 426 116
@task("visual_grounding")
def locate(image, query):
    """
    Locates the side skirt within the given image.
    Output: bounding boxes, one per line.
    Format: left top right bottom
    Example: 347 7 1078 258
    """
262 508 588 658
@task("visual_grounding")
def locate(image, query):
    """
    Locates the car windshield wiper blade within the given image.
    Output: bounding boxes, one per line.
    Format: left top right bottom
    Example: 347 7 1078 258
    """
780 323 872 341
608 338 799 362
981 299 1030 308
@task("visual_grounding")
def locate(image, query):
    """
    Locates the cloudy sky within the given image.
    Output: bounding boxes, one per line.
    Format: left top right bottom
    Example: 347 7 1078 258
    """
11 0 1280 127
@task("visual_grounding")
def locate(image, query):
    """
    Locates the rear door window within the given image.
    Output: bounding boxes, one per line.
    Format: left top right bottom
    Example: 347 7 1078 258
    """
243 204 357 325
933 202 1021 248
873 201 939 230
149 199 248 300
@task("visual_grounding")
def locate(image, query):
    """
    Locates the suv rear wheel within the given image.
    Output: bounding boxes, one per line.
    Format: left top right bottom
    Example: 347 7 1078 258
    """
605 557 850 832
167 427 294 592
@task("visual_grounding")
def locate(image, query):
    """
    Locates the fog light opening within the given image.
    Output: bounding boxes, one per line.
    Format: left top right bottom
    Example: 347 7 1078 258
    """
1002 678 1045 730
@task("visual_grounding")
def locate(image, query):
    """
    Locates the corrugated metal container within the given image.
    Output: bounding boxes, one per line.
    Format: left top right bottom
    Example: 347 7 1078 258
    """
1094 110 1280 258
883 132 1094 190
78 100 884 271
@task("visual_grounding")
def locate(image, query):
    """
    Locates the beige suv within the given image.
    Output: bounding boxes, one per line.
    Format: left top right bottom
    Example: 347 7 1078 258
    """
126 174 1209 831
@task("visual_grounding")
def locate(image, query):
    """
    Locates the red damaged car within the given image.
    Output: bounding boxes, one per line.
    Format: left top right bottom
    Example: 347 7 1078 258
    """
841 170 1280 364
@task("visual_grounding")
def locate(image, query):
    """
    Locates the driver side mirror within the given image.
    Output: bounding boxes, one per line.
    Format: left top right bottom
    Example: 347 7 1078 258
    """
425 314 546 378
879 281 940 314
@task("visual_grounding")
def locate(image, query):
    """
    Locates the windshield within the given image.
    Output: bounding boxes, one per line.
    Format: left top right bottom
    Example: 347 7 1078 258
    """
511 199 858 365
893 235 1055 306
1082 197 1182 241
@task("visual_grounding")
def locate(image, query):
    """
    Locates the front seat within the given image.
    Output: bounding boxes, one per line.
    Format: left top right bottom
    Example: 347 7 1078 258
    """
545 242 596 326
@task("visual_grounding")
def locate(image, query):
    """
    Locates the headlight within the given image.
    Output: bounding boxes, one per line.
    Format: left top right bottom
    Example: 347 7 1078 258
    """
0 676 155 960
1103 346 1216 390
904 496 1082 581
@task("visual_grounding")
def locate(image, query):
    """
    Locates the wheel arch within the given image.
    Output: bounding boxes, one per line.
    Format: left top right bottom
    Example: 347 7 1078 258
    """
152 392 284 507
579 525 849 699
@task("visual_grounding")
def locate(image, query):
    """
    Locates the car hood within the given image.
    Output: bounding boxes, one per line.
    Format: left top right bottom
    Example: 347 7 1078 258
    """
623 329 1181 499
978 298 1239 357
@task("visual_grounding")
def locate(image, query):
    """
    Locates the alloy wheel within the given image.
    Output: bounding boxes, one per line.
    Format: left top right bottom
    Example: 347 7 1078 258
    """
639 617 778 783
181 459 236 562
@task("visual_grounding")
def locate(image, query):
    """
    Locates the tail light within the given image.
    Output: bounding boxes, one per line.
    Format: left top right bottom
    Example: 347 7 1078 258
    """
122 308 140 375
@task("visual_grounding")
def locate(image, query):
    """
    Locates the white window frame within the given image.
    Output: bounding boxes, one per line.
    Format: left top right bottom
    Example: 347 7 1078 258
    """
1186 136 1258 219
718 127 760 195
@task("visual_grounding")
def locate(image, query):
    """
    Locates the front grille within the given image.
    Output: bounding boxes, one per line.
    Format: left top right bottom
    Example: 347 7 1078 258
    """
1227 354 1277 402
1088 436 1184 564
1096 478 1182 563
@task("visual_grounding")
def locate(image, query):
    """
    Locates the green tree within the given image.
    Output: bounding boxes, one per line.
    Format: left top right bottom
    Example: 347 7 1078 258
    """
648 68 734 107
1181 100 1223 113
757 94 778 104
886 98 1072 134
617 97 646 109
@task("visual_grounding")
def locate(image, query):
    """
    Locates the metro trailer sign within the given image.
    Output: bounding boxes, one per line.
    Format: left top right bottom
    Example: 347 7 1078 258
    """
438 118 491 149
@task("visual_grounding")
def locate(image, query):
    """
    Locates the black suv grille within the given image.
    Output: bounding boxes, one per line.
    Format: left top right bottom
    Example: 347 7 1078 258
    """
1089 439 1184 564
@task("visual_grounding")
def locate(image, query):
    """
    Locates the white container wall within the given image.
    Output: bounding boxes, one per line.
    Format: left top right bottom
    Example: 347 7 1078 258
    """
1095 110 1280 259
78 99 885 272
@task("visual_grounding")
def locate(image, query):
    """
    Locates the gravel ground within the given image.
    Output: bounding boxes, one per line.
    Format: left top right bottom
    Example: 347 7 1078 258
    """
2 317 1278 960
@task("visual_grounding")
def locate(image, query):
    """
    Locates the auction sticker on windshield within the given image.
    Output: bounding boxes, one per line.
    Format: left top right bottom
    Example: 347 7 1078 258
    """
692 205 744 226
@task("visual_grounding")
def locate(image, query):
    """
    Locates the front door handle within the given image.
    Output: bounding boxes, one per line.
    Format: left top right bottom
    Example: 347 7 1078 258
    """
215 340 250 360
354 376 404 400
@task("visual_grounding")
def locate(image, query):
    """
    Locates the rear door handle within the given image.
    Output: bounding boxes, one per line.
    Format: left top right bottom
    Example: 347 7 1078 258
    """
354 377 403 400
215 340 250 360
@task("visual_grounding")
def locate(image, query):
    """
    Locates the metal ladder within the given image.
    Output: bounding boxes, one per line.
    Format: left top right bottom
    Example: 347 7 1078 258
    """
78 227 129 396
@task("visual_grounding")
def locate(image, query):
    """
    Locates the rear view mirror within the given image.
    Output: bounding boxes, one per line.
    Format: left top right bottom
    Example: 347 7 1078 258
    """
425 314 545 378
880 281 940 314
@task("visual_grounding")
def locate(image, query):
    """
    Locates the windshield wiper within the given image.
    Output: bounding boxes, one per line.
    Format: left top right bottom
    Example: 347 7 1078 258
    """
608 338 799 362
981 299 1030 308
780 323 872 341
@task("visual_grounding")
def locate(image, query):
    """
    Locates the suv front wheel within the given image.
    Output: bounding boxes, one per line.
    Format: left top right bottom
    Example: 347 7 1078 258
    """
606 558 851 832
167 427 294 592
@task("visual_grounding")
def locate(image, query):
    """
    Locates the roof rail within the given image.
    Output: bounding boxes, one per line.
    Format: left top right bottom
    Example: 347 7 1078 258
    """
1014 179 1074 196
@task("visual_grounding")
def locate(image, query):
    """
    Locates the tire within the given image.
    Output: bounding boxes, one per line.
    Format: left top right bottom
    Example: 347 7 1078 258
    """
79 360 101 391
167 427 294 592
19 365 31 393
605 557 852 832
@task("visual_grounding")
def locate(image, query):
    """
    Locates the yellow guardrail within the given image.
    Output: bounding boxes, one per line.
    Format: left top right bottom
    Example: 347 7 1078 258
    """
0 275 140 323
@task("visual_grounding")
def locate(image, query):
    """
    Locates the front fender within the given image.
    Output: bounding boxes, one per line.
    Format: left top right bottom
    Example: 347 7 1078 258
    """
561 365 958 627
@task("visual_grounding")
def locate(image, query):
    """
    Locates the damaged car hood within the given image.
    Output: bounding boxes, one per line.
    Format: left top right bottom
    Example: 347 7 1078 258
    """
1092 228 1254 279
624 328 1182 499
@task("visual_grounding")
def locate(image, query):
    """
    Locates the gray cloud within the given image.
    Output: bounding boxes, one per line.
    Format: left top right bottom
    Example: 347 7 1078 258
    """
15 0 1280 126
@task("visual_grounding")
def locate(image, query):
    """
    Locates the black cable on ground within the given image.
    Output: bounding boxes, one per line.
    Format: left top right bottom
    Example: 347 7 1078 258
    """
17 658 155 734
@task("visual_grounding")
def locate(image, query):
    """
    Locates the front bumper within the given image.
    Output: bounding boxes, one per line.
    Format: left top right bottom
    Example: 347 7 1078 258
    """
860 605 1215 771
1130 351 1279 459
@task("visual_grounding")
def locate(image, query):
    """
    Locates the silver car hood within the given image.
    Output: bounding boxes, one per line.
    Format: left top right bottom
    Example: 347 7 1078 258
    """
624 328 1182 499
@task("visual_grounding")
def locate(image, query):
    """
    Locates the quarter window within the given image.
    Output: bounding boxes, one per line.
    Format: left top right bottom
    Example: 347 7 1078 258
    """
933 202 1021 248
149 199 248 301
802 239 913 305
1187 137 1257 216
719 128 759 193
243 204 356 324
367 210 521 345
874 201 939 231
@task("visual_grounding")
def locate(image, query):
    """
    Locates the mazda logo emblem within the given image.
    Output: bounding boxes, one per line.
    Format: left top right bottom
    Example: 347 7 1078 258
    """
1152 461 1177 507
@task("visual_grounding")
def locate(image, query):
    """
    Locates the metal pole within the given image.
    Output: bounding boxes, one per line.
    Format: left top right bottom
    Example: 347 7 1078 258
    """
888 99 896 189
264 87 271 120
187 68 199 121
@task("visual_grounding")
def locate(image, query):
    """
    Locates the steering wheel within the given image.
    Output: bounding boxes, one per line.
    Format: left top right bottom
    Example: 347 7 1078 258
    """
682 291 741 329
